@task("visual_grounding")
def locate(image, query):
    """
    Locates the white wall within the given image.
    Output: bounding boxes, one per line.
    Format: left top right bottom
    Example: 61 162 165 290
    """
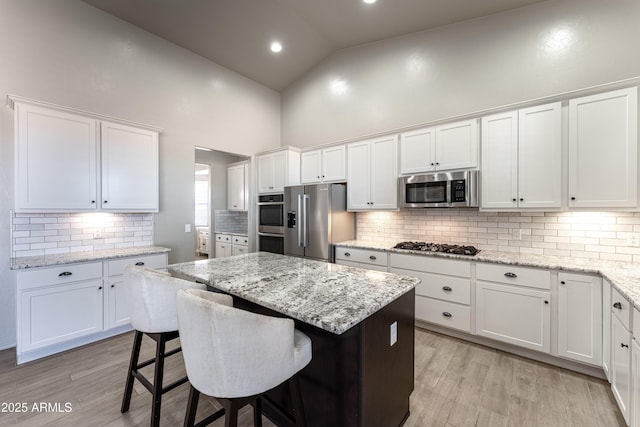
0 0 280 349
282 0 640 147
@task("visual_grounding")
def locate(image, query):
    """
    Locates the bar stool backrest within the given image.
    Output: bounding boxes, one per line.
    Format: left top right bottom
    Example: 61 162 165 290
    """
124 265 206 333
176 288 297 398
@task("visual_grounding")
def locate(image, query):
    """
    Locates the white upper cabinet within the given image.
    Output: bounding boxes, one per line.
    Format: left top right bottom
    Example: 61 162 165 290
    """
100 121 159 211
399 118 477 174
13 99 159 212
15 102 98 211
256 147 300 194
481 102 561 209
568 87 638 208
227 161 248 210
300 145 346 184
347 135 397 211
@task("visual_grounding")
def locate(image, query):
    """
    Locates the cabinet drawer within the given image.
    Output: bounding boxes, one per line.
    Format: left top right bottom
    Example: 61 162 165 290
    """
390 268 470 305
108 254 167 276
476 263 550 289
336 260 388 272
216 234 232 242
18 262 103 290
232 235 249 246
335 247 387 268
415 296 471 333
390 253 470 277
612 287 632 331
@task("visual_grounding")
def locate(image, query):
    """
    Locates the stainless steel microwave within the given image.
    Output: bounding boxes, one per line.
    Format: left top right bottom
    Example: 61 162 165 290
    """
400 170 479 208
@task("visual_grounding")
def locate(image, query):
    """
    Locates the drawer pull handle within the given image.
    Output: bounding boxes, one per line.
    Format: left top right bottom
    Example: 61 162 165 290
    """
369 255 377 260
504 272 517 278
135 262 145 266
98 286 103 290
442 312 452 318
344 252 351 257
58 271 72 277
621 343 629 349
560 281 566 285
613 302 623 310
442 286 452 292
544 300 549 304
111 284 115 288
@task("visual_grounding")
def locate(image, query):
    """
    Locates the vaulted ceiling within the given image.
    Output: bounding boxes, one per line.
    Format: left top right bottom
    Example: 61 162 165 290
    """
82 0 548 91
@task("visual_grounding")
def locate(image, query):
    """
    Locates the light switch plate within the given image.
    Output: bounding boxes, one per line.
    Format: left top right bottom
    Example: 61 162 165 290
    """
390 321 397 346
185 224 192 233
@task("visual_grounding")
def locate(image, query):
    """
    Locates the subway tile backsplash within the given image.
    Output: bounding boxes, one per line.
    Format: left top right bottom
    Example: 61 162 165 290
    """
11 212 154 258
356 210 640 263
214 210 248 234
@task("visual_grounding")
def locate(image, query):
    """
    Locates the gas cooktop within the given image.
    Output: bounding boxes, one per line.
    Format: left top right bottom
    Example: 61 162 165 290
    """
393 241 480 256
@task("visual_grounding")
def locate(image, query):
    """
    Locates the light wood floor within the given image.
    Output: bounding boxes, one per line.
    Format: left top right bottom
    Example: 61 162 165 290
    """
0 328 625 426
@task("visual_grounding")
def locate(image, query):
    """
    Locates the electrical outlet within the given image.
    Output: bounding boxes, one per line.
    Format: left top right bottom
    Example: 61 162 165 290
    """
390 321 397 346
627 233 640 247
93 229 101 239
512 229 521 240
376 225 383 233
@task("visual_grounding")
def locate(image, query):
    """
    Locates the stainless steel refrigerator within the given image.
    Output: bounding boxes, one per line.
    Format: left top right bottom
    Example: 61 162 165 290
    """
284 183 355 262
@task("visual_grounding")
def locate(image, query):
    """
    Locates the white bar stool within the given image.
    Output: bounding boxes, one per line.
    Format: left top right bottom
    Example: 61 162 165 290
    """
176 288 312 427
120 265 206 427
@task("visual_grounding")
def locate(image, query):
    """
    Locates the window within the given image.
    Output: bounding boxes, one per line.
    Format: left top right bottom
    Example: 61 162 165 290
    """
195 164 210 227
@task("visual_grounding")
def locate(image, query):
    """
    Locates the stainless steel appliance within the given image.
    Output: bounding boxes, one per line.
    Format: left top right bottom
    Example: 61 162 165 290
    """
257 194 285 254
400 169 478 208
284 183 355 262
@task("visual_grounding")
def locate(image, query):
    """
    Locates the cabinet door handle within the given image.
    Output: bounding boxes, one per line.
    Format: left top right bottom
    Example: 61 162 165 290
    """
91 200 96 204
436 162 439 166
344 252 351 257
442 286 452 292
442 312 452 318
560 281 566 285
104 200 108 204
135 262 145 266
613 302 623 310
58 271 73 277
111 284 115 288
369 255 377 260
571 197 576 201
544 300 549 304
512 198 516 202
430 163 435 166
519 198 524 202
98 286 103 290
621 343 629 349
504 272 517 278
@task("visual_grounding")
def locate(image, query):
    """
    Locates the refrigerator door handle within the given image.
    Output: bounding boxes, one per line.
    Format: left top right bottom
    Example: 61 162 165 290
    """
297 194 303 247
303 194 310 248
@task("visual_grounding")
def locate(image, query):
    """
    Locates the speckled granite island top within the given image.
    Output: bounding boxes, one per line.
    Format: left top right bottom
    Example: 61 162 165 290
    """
168 252 420 335
10 246 171 270
336 239 640 312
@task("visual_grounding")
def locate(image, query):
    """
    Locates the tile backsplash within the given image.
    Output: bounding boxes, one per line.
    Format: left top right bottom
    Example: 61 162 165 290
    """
214 210 248 234
356 210 640 263
11 212 154 258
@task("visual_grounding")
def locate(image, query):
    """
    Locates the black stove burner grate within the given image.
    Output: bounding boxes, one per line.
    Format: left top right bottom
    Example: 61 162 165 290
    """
393 241 479 256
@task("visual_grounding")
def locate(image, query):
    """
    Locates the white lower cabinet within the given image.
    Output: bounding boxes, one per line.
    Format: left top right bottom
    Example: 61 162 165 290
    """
632 336 640 427
612 314 632 425
335 247 388 271
231 234 249 255
16 253 167 364
557 273 603 366
215 233 232 258
476 281 551 353
390 253 472 333
604 279 613 381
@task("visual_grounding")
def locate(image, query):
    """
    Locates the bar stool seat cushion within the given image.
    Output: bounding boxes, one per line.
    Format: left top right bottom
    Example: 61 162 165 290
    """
124 265 206 334
293 329 312 373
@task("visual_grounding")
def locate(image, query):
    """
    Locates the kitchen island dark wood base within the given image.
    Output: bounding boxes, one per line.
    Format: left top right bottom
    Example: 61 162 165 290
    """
227 288 416 427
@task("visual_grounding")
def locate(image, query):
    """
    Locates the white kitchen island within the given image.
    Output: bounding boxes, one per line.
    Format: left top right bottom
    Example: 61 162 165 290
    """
169 252 420 427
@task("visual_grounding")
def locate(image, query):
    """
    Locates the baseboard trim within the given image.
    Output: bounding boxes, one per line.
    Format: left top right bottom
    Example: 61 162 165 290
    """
415 321 607 380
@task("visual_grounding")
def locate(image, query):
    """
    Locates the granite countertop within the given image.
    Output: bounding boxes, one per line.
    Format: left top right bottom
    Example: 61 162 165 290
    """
168 252 420 335
11 246 171 270
335 239 640 311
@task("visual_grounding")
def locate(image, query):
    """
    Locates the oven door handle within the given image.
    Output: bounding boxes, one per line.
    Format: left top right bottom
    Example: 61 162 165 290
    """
256 202 284 206
257 232 284 238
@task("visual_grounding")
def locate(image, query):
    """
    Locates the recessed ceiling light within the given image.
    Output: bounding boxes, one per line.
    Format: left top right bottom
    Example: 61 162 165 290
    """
363 0 377 4
270 41 283 53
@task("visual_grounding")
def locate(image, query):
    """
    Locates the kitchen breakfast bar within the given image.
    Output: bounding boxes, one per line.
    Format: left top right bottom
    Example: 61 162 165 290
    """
168 252 420 427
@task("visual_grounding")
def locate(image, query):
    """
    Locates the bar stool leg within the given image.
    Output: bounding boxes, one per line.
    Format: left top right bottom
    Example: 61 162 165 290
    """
151 334 167 427
253 397 262 427
223 400 239 427
121 330 143 413
183 384 200 427
289 376 306 427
